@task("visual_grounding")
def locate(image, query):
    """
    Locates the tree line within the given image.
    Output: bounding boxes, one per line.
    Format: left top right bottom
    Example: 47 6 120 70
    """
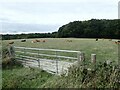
2 32 57 40
57 19 120 39
2 19 120 40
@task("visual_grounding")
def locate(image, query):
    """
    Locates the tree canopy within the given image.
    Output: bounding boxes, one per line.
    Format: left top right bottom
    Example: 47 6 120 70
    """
2 19 120 40
57 19 120 39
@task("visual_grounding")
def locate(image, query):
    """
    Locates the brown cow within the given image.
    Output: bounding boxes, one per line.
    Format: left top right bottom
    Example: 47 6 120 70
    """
115 41 117 44
31 39 41 43
36 40 41 42
9 41 14 44
42 40 46 42
115 41 120 45
31 40 37 43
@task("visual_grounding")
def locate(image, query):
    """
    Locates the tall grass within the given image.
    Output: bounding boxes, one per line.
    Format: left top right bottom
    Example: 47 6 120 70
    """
2 67 53 88
42 61 120 88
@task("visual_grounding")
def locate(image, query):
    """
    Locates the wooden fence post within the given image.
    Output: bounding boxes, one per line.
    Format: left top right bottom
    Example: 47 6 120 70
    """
8 45 15 59
80 52 85 62
8 46 11 58
55 51 58 74
77 52 80 62
37 50 40 68
106 60 111 65
77 52 85 65
91 54 96 70
91 54 96 64
23 47 26 65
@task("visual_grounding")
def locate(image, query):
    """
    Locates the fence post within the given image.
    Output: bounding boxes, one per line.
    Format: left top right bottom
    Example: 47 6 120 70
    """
8 45 15 59
80 52 85 62
77 52 80 63
8 45 11 58
91 54 96 64
14 46 16 59
55 51 58 74
91 54 96 69
106 60 111 65
37 50 40 68
23 47 26 65
77 52 85 66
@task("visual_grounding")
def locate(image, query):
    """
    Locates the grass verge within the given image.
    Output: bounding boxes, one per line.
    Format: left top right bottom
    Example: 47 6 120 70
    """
2 67 53 88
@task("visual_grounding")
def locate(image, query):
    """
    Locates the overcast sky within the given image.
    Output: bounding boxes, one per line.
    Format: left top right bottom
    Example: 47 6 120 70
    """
0 0 119 34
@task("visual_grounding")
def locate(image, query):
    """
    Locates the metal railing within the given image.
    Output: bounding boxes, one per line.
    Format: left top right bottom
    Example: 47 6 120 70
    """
14 46 81 74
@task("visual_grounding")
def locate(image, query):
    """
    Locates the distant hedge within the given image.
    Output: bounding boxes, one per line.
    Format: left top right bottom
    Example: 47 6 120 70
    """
2 32 57 40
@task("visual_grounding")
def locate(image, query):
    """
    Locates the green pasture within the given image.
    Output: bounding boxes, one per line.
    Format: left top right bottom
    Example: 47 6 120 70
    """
2 38 118 63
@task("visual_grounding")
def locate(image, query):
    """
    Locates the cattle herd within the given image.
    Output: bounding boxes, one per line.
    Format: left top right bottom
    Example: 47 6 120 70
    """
8 39 46 45
97 38 120 45
7 39 120 45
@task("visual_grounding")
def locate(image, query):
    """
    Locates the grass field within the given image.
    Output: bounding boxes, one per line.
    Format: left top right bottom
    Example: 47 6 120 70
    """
2 38 119 88
3 38 118 63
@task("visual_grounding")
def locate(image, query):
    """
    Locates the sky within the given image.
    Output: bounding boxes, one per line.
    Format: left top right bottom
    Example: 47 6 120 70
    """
0 0 119 34
119 1 120 19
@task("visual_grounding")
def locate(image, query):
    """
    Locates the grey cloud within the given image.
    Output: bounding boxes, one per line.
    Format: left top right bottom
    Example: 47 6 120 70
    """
2 21 60 34
0 0 118 34
2 2 116 14
118 1 120 19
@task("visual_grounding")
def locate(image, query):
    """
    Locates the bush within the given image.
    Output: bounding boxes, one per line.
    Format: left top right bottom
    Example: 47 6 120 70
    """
2 45 23 69
42 61 120 88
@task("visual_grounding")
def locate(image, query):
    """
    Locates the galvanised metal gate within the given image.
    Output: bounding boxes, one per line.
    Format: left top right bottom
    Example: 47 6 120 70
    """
14 46 81 74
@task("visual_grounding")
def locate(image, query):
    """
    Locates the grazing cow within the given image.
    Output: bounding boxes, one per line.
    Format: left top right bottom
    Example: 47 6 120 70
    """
9 41 14 44
34 39 41 42
31 40 37 43
118 41 120 44
21 39 26 42
115 41 117 44
115 41 120 45
96 38 98 41
42 40 46 42
31 39 41 43
67 40 72 42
